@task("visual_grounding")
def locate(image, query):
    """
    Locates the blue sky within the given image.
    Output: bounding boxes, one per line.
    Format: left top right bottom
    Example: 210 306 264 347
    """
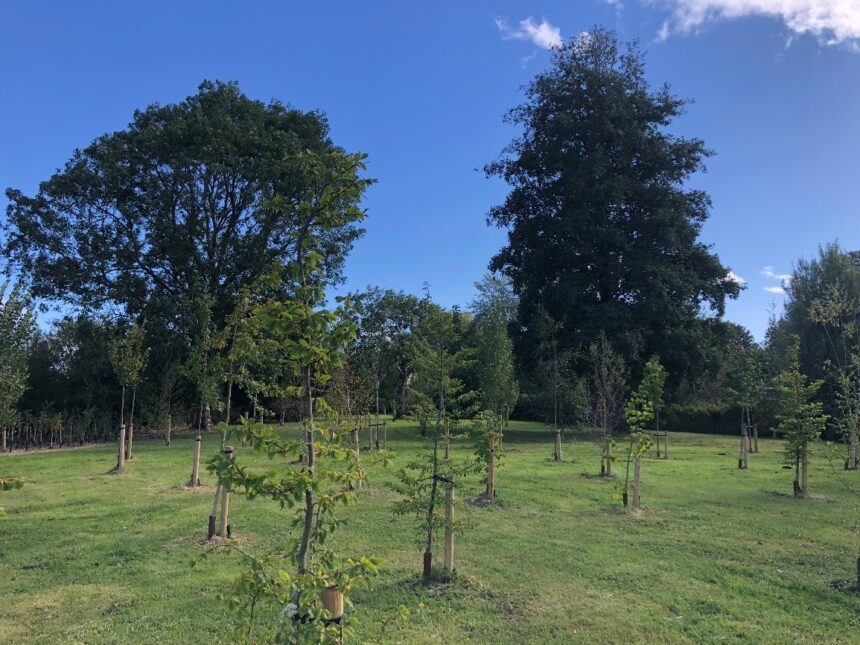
2 1 859 341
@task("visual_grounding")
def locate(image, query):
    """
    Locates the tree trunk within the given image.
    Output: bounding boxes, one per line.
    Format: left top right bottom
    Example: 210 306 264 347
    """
1 429 6 452
443 485 454 574
165 415 172 446
632 456 641 510
739 410 749 469
554 428 562 462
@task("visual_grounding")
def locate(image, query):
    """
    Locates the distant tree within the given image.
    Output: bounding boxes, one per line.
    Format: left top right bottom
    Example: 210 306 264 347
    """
589 334 628 476
621 382 654 510
474 302 519 424
0 282 35 453
108 322 149 471
470 272 518 323
404 298 476 578
809 281 860 469
639 355 668 457
485 27 739 395
777 338 828 498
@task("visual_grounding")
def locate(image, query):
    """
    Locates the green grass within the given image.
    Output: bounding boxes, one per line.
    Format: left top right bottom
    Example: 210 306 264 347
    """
1 420 859 643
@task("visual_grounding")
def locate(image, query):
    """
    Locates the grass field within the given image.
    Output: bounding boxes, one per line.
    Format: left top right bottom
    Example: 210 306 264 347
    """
2 419 860 644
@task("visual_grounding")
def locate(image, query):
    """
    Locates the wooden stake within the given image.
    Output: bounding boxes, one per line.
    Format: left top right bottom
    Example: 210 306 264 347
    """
632 456 641 510
554 428 562 462
218 446 233 537
801 443 809 498
190 435 202 487
443 485 454 574
322 586 344 621
486 435 495 498
115 424 126 473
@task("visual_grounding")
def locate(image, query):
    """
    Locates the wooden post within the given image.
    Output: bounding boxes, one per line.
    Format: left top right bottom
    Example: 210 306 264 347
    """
655 431 661 458
126 421 134 460
443 485 454 574
382 421 387 449
116 424 126 473
663 430 669 459
423 550 432 579
322 586 344 621
165 415 172 446
848 432 858 470
752 424 759 453
554 428 562 462
801 443 809 498
218 446 234 537
486 435 495 499
632 456 641 510
1 429 6 452
208 482 221 539
190 435 202 487
606 440 612 477
739 417 748 469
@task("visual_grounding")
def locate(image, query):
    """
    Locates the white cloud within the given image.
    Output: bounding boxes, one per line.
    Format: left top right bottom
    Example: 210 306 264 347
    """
654 1 860 46
761 265 792 282
725 270 747 285
495 17 563 50
764 285 787 294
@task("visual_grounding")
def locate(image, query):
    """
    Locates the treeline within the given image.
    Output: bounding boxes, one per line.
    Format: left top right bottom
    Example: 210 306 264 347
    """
0 29 855 459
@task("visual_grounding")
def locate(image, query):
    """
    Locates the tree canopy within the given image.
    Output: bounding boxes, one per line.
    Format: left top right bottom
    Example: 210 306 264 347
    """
485 27 740 390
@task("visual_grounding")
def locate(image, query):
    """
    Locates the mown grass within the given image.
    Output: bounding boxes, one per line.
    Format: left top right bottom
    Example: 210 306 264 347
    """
1 420 859 643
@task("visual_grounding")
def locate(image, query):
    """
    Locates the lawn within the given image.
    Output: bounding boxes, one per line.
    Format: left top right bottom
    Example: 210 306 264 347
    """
1 420 859 644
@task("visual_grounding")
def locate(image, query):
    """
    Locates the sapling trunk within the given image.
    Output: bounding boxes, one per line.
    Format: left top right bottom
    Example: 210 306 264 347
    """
664 430 669 459
739 409 749 469
165 415 172 446
423 342 445 580
554 428 562 462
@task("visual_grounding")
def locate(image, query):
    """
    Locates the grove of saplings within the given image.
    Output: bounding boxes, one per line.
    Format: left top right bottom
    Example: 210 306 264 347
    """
1 28 858 642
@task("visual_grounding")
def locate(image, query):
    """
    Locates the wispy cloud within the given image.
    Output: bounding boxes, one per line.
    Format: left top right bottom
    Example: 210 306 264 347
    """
653 1 860 47
495 17 563 50
724 270 746 285
761 265 791 295
761 266 792 282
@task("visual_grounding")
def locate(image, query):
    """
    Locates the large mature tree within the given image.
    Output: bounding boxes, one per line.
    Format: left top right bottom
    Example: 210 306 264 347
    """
485 28 739 389
3 81 370 442
3 80 366 399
